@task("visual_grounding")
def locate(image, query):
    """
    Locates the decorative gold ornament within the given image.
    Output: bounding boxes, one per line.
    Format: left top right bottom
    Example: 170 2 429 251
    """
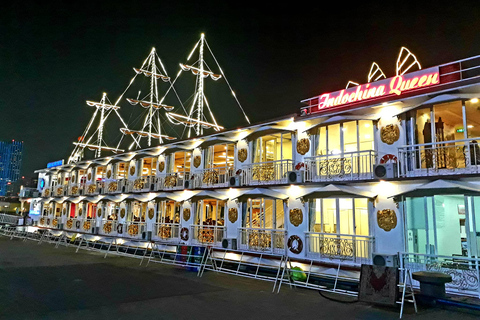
148 208 155 220
203 170 219 185
120 208 126 219
128 224 139 236
52 219 58 227
88 172 92 181
130 166 136 176
103 221 112 234
193 155 201 168
238 148 248 163
97 208 102 218
296 138 310 155
133 178 144 190
71 186 79 195
159 225 171 239
71 174 76 183
83 221 91 231
66 219 73 229
107 170 112 179
43 189 50 197
164 175 177 188
228 207 238 223
40 217 45 225
87 184 96 193
377 209 397 231
62 208 67 216
78 208 83 216
183 208 191 221
380 124 400 145
108 181 118 192
289 208 303 227
159 161 165 172
252 163 275 181
56 187 63 196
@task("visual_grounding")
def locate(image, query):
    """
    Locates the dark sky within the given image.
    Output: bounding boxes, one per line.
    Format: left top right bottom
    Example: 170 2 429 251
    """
2 1 480 179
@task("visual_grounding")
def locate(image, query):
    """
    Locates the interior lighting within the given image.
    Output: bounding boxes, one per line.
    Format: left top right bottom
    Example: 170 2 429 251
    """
471 98 479 103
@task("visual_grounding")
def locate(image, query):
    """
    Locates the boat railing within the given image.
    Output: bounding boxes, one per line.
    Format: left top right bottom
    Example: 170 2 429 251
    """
400 252 480 298
99 219 118 236
237 227 286 254
64 217 84 231
152 222 180 242
192 166 233 188
304 232 374 265
398 138 480 177
124 220 147 239
304 150 377 182
161 172 190 190
190 224 225 246
242 159 293 186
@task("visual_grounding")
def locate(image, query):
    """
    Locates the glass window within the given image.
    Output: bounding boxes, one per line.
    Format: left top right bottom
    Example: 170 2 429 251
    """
252 133 292 162
465 99 480 138
309 197 370 237
141 157 156 176
195 199 225 226
243 198 284 229
158 200 179 224
169 151 191 177
204 143 235 169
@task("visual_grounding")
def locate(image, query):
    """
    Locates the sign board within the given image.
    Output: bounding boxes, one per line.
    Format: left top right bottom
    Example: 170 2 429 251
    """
47 159 64 168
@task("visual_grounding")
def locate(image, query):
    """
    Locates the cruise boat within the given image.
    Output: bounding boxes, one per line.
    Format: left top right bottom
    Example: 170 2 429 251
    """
20 40 480 300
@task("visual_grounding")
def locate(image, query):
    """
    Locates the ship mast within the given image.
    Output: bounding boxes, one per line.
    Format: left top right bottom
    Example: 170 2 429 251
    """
68 92 125 163
167 33 250 138
121 47 176 148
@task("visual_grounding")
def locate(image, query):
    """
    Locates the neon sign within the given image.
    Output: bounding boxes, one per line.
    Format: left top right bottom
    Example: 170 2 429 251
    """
47 159 64 168
312 66 440 112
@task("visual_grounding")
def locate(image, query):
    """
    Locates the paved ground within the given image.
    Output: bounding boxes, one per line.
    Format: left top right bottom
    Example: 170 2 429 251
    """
1 237 480 320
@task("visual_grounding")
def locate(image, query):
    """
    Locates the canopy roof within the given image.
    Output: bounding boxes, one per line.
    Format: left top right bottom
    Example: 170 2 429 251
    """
390 179 480 198
297 184 377 199
229 188 289 201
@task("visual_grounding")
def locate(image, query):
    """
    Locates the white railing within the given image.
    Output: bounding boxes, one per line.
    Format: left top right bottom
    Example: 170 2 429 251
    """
130 176 158 193
305 232 374 265
398 138 480 177
161 172 190 190
193 166 233 188
67 183 86 196
124 221 146 239
99 219 118 236
153 223 180 242
400 252 480 298
0 213 20 225
238 228 286 254
190 224 225 246
305 150 377 182
243 159 293 185
64 218 83 231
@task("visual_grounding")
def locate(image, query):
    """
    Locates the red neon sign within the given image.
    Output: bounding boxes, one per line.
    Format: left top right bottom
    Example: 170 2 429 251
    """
309 66 440 112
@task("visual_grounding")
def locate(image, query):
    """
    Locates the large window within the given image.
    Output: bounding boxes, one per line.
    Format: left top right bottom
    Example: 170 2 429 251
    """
116 163 129 179
252 133 292 163
204 143 235 170
308 197 369 236
242 198 284 229
195 199 225 226
405 195 480 258
157 200 180 224
168 151 191 177
314 120 374 156
141 157 157 176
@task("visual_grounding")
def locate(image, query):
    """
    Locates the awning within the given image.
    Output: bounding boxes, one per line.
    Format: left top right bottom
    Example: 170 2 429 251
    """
131 147 165 160
84 195 106 203
108 153 135 165
66 196 87 204
52 196 69 203
243 125 294 141
102 194 131 203
229 188 289 201
303 114 380 133
196 137 236 149
390 179 480 198
392 93 480 117
185 190 229 202
297 184 377 199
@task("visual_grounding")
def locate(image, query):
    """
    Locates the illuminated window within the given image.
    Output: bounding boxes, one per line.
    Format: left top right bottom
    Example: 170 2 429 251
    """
195 199 226 226
243 198 284 229
252 133 292 163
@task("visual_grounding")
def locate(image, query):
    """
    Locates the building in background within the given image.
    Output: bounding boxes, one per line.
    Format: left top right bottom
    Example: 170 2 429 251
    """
0 140 23 196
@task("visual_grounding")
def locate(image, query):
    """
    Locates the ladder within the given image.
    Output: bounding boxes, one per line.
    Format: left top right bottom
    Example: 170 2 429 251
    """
397 267 417 319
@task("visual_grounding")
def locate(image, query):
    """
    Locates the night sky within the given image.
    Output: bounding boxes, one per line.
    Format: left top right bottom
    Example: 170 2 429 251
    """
2 1 480 179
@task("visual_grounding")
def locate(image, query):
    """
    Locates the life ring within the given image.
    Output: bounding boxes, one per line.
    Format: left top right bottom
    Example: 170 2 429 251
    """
287 235 303 254
180 227 189 241
379 154 398 164
117 223 123 234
